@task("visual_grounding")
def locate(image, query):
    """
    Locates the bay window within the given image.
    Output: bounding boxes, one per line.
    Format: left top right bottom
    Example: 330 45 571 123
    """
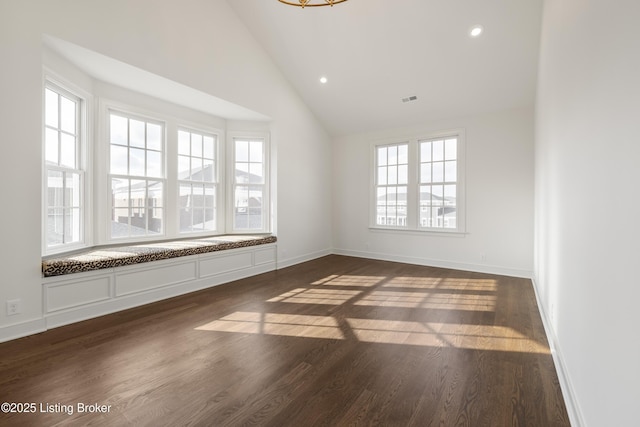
44 76 271 255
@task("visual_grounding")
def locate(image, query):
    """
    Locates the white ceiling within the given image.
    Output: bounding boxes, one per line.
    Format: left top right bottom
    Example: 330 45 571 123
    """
228 0 543 136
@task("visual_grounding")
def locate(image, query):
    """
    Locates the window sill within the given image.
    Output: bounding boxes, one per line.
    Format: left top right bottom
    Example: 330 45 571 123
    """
368 226 468 237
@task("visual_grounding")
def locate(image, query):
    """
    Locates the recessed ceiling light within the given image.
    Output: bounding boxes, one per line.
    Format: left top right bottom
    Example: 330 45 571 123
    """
469 25 483 38
319 76 328 84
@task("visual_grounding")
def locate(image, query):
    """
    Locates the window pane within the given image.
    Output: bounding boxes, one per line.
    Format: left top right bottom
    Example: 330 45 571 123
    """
147 150 162 178
236 140 249 162
249 140 263 163
388 165 398 185
178 155 190 180
249 163 263 182
191 157 203 180
129 183 147 236
47 208 64 245
111 178 130 238
377 187 387 207
147 123 162 151
420 185 431 205
445 138 457 160
112 207 130 238
60 96 76 134
398 164 408 185
47 171 64 208
421 142 431 162
444 184 457 205
397 186 407 225
45 89 59 128
203 136 215 159
432 162 444 183
378 166 387 185
234 185 263 230
45 128 58 165
130 148 145 176
67 172 81 207
236 162 249 184
430 207 439 227
191 134 202 157
433 140 444 161
204 208 215 231
444 161 457 182
178 130 190 155
378 146 387 166
148 181 164 235
205 185 216 209
65 208 81 243
179 184 193 232
388 146 398 165
234 185 249 228
203 159 214 182
247 186 263 229
192 184 204 208
421 163 431 183
111 145 128 175
443 208 457 229
110 114 128 146
130 119 145 148
432 185 444 206
398 144 408 164
148 181 163 207
60 133 76 168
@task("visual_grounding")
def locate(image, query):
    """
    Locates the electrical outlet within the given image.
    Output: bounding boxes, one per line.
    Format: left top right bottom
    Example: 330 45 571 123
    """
6 299 21 316
480 253 486 262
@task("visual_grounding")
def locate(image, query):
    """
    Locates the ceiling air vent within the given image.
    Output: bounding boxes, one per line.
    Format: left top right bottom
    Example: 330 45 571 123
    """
402 95 418 103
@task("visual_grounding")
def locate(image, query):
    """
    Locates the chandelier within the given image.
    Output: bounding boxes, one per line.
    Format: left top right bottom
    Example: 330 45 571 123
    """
278 0 348 7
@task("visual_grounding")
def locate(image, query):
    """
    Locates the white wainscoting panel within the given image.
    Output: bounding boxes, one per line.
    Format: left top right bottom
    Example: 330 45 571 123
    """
199 251 253 278
46 275 112 313
115 259 198 297
254 246 277 266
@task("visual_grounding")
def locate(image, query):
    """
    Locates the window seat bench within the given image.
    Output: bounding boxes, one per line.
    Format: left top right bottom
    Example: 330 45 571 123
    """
42 234 277 277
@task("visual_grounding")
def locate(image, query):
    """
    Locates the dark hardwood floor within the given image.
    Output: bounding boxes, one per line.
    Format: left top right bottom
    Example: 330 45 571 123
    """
0 255 570 426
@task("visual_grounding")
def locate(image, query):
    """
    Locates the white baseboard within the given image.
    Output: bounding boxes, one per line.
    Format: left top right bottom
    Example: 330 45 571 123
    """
332 248 533 279
530 278 585 427
0 318 47 343
277 248 332 269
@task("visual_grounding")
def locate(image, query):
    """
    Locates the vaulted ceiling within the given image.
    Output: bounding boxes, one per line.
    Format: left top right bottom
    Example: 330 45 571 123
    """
228 0 543 136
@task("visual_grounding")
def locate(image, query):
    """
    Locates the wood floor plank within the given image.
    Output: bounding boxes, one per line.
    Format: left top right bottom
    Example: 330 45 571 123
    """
0 255 570 426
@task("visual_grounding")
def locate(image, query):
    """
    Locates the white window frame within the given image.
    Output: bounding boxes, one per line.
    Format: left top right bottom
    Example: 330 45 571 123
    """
227 132 270 234
370 129 466 234
106 108 167 242
177 126 222 236
42 76 91 255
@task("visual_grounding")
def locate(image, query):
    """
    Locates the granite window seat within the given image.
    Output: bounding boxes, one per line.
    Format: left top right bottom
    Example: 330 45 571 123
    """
42 235 277 277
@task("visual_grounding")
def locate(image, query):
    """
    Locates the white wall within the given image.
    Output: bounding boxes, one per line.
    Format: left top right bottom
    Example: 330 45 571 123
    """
0 0 332 337
333 107 535 277
535 1 640 426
